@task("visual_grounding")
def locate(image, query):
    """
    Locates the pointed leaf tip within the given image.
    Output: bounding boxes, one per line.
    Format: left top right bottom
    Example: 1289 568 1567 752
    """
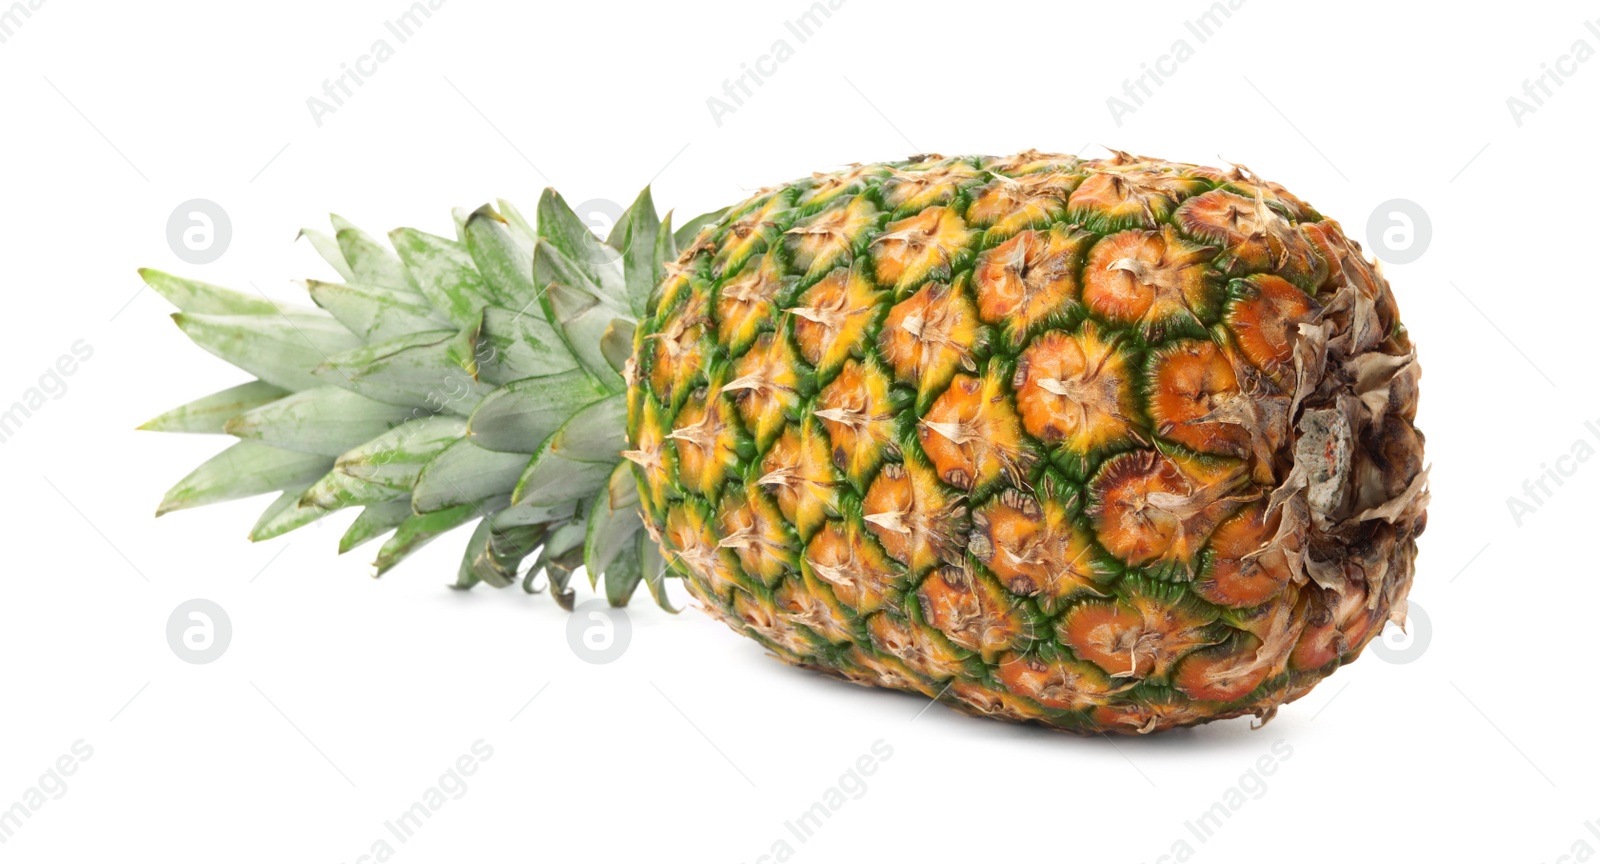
466 204 507 225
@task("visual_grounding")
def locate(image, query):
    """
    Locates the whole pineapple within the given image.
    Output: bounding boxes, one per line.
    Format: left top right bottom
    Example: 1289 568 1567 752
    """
145 150 1427 734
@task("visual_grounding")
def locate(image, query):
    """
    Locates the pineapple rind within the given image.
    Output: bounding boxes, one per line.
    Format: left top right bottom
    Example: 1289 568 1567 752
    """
629 151 1428 734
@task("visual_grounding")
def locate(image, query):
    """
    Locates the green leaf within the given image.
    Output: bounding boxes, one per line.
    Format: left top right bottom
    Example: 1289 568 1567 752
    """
453 520 492 590
157 442 331 516
173 311 363 392
496 198 538 243
331 216 416 293
640 536 679 613
465 371 607 454
477 305 579 383
548 393 628 463
389 227 501 328
512 438 614 509
225 387 413 457
655 210 678 273
599 318 635 376
544 281 626 393
603 537 644 606
139 268 284 315
617 187 662 317
302 467 404 510
584 462 644 590
139 380 288 433
412 438 530 513
335 415 466 491
314 329 492 414
535 188 626 305
250 480 330 541
535 518 588 608
307 279 448 342
463 206 539 310
339 498 413 553
297 229 356 282
490 497 577 528
531 237 626 313
674 206 730 250
375 501 492 576
457 519 545 590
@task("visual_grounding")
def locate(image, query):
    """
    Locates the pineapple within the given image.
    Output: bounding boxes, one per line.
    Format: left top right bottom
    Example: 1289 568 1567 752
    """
144 150 1428 734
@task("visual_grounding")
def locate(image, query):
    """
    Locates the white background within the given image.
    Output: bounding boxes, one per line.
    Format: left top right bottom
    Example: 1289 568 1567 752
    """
1 0 1596 861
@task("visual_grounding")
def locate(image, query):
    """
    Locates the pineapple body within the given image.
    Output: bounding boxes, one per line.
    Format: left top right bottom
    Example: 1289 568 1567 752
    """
626 152 1427 733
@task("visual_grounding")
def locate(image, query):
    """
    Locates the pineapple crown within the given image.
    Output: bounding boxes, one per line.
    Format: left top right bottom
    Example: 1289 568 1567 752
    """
141 187 726 610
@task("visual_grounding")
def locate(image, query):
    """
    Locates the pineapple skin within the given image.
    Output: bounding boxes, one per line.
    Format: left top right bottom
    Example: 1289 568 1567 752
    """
625 151 1428 734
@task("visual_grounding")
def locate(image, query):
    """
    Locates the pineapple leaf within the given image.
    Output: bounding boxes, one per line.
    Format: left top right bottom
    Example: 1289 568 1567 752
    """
654 210 678 275
617 186 662 318
225 386 414 457
139 268 285 315
335 415 466 491
389 227 503 328
457 519 544 590
157 441 330 516
672 206 729 249
532 238 624 312
548 393 628 463
464 371 607 454
375 501 489 576
463 206 538 310
512 439 613 509
600 318 635 375
314 329 492 414
340 498 413 553
297 228 357 282
583 462 644 591
639 538 679 613
495 199 538 243
331 216 416 293
307 279 449 342
543 281 626 393
173 311 362 392
251 480 330 541
534 188 627 306
477 306 579 383
303 467 405 510
412 438 530 514
139 380 288 433
533 518 587 608
673 207 729 250
490 497 577 528
603 539 644 606
453 520 493 590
